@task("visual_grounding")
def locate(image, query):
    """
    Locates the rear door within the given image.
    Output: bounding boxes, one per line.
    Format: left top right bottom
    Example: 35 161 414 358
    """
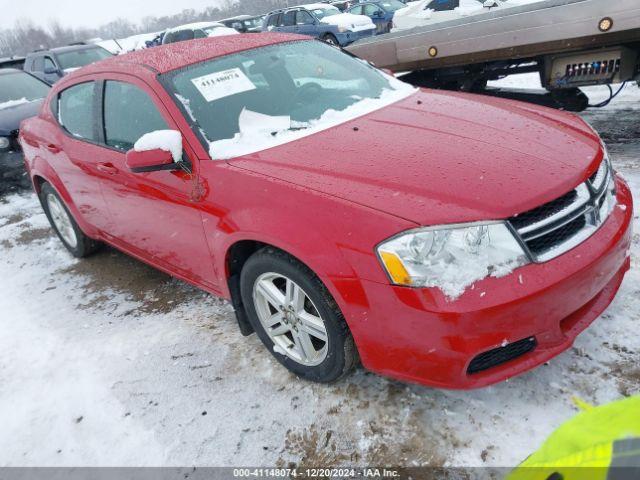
93 75 216 287
280 10 297 33
363 3 387 33
52 80 112 231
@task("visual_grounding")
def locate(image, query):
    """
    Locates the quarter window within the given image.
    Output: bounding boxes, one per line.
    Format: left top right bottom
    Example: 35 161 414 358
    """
58 82 95 141
103 81 168 151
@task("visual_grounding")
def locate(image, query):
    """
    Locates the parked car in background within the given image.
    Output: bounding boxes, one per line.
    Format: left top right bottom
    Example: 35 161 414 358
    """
0 56 26 70
24 44 112 84
162 22 239 45
219 15 265 33
348 0 406 33
0 69 50 194
264 4 376 46
19 34 632 389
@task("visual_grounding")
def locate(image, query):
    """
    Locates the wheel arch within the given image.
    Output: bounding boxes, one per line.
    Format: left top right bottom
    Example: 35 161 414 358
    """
223 237 364 345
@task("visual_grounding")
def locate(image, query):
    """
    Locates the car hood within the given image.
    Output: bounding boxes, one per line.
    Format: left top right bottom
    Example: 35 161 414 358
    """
321 13 376 30
0 99 43 136
228 89 603 226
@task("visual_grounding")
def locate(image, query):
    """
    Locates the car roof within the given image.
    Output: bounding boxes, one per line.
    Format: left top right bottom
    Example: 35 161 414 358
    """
165 21 227 33
220 15 254 21
76 33 306 76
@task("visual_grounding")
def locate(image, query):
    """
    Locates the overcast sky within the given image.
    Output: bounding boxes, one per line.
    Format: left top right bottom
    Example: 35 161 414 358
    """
0 0 223 30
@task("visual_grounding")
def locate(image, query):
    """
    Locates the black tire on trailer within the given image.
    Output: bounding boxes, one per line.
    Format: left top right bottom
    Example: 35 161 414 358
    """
240 247 358 383
39 182 101 258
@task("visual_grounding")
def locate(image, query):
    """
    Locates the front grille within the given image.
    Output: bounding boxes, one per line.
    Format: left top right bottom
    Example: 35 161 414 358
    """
467 337 537 375
508 159 616 262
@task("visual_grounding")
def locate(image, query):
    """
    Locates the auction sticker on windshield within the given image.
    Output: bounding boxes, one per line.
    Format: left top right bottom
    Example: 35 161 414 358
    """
191 68 256 102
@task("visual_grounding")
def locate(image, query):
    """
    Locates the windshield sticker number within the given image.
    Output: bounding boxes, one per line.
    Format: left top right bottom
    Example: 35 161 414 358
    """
191 68 257 102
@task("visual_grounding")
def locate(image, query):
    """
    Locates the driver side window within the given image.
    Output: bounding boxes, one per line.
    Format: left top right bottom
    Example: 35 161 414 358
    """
103 81 168 151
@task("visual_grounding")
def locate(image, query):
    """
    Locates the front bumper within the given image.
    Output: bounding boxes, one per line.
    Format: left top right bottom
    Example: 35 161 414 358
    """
0 147 31 195
343 176 633 389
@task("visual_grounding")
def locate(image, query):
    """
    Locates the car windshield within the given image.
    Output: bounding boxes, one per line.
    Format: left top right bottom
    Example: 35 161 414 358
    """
163 40 416 159
244 17 263 28
0 72 49 106
379 0 406 11
310 6 342 19
56 47 112 70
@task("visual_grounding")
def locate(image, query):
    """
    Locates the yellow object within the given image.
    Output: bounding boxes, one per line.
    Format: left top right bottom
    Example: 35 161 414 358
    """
508 396 640 480
379 251 412 285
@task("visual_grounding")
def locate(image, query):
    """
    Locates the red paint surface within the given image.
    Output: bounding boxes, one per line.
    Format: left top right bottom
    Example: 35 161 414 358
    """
19 34 633 389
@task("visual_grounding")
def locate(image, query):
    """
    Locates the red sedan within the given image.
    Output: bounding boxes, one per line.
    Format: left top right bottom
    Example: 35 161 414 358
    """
19 34 633 389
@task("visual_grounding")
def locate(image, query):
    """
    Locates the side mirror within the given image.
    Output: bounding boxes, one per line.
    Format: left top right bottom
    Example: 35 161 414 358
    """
126 130 182 173
374 10 384 17
44 67 59 75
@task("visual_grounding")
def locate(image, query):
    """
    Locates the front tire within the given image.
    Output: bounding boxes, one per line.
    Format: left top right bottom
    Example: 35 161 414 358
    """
240 247 358 383
322 33 340 47
40 182 101 258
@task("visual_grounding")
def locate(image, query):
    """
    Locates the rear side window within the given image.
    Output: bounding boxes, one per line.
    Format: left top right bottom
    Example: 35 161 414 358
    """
103 81 168 151
58 82 95 141
266 14 280 28
283 11 296 26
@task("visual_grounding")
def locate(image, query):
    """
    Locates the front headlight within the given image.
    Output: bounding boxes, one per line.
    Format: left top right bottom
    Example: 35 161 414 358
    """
337 26 348 33
0 136 10 151
377 222 529 298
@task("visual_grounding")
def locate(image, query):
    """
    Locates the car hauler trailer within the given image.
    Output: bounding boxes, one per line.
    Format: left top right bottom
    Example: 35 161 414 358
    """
345 0 640 111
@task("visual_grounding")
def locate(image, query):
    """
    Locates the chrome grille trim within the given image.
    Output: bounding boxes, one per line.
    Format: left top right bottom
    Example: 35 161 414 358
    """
509 159 616 263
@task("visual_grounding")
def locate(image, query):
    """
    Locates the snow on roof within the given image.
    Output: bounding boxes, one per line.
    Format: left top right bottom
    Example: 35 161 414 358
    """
165 22 226 33
300 3 339 10
77 33 306 75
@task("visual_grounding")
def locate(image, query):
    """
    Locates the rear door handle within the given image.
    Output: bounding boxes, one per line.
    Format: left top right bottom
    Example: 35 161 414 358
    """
97 163 118 175
45 143 61 153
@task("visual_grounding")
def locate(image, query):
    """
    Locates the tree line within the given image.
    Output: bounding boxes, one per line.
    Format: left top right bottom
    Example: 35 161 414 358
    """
0 0 307 57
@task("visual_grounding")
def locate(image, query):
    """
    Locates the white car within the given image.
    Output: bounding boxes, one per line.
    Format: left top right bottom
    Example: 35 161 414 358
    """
162 22 239 45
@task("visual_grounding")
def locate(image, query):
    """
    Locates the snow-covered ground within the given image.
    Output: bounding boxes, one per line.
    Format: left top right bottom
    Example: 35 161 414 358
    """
0 76 639 468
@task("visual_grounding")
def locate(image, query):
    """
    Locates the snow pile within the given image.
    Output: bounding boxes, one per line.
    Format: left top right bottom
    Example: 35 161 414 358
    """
134 130 182 163
0 98 30 110
207 27 239 37
209 82 417 160
320 13 376 32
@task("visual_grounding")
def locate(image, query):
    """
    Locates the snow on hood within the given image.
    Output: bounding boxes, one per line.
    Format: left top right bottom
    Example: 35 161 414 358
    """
207 27 240 37
320 13 376 31
209 79 417 160
0 98 30 111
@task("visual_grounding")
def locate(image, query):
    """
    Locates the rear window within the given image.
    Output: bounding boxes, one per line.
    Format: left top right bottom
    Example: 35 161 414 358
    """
0 72 49 105
56 47 112 71
58 82 95 140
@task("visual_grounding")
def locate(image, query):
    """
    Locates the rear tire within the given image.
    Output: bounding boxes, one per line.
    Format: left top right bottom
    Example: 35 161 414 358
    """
40 182 101 258
240 247 358 383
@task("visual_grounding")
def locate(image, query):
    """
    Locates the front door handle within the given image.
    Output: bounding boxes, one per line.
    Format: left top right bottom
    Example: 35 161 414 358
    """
97 163 118 175
45 143 61 153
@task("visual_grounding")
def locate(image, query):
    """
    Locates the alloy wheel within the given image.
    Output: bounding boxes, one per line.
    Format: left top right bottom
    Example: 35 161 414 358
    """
46 193 78 249
252 272 329 366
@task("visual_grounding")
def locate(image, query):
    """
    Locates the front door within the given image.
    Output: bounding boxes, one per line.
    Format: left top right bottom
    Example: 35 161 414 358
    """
93 76 216 287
